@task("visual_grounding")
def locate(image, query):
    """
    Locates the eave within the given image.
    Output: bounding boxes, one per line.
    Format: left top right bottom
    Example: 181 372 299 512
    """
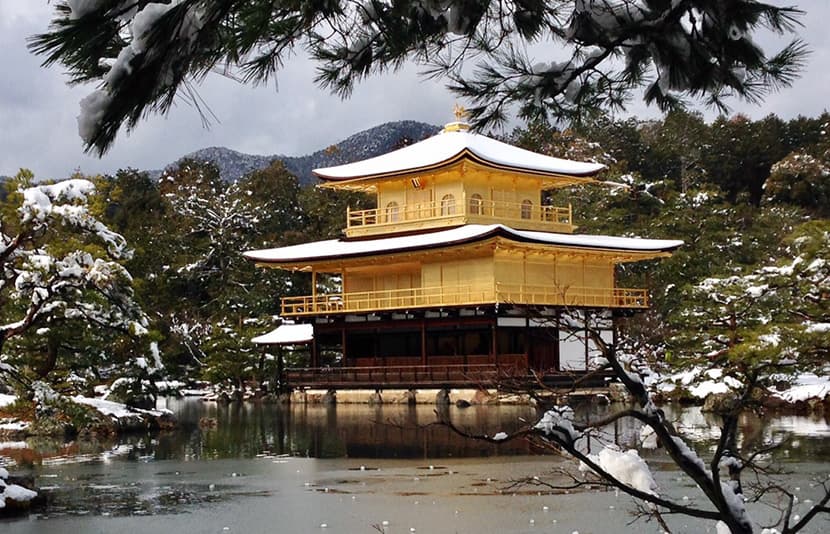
316 150 601 192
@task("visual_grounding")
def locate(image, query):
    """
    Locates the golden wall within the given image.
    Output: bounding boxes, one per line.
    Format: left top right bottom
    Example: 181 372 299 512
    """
339 250 613 295
374 165 543 214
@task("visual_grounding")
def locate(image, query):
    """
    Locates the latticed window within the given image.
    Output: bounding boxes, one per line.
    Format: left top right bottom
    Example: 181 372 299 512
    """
469 193 483 215
441 194 456 215
521 199 533 219
386 201 400 222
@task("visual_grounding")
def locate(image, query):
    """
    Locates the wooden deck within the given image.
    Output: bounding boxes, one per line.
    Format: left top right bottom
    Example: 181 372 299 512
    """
281 284 648 316
285 364 613 390
345 199 574 237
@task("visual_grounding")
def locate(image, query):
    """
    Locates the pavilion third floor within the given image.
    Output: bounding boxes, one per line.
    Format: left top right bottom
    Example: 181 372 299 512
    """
313 122 606 239
340 163 582 238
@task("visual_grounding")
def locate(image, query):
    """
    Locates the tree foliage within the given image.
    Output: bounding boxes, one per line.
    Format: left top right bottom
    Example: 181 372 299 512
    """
32 0 808 154
0 170 156 399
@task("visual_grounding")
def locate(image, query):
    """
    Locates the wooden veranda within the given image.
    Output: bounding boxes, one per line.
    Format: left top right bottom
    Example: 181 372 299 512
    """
285 363 615 390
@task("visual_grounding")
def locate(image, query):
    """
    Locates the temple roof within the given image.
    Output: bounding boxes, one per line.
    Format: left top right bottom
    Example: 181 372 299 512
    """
244 224 683 266
313 129 606 182
251 323 314 345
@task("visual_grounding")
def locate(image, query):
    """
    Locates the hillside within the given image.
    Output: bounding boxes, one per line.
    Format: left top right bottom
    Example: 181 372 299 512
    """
171 120 440 184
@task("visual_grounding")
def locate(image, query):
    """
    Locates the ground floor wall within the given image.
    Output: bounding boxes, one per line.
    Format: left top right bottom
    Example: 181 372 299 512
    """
300 306 616 374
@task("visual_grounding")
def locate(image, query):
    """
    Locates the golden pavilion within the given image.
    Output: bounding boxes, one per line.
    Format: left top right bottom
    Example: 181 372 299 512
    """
245 114 682 389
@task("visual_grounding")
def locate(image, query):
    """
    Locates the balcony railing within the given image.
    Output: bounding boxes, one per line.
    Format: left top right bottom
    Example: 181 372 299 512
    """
345 198 573 237
281 283 648 316
285 364 616 389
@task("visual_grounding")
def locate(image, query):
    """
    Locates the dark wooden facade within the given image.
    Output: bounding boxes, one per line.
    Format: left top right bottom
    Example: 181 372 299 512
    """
285 305 617 389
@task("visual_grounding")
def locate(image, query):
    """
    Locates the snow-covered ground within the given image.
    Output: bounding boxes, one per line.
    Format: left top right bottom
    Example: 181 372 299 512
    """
772 373 830 403
646 367 830 405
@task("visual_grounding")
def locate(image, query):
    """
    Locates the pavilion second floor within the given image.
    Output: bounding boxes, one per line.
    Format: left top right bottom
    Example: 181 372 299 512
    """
244 224 683 318
280 245 648 317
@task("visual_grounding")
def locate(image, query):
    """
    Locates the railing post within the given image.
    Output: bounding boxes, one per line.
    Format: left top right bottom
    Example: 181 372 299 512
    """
346 205 351 228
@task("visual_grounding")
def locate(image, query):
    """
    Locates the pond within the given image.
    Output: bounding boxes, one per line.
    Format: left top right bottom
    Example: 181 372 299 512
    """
2 399 830 533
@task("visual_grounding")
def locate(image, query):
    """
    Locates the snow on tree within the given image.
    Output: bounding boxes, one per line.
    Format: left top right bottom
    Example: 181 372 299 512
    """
440 313 830 533
0 171 159 405
31 1 808 154
667 220 829 391
151 160 302 385
765 140 830 216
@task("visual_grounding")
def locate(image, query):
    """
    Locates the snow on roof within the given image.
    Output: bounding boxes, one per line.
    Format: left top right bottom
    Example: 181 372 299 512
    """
251 323 314 345
313 130 606 181
244 224 683 265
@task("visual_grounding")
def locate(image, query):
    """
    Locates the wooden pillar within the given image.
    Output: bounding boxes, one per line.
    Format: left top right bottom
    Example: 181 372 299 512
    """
491 318 498 366
341 326 347 367
311 336 319 368
276 345 285 393
524 313 530 371
374 327 381 366
311 270 318 311
420 319 427 366
554 309 561 371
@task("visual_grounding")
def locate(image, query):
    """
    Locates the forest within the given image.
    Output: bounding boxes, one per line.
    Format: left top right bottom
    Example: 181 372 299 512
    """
0 110 828 407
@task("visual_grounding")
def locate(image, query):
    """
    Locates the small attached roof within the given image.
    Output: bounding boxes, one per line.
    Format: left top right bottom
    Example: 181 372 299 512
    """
244 224 683 267
313 128 606 184
251 323 314 345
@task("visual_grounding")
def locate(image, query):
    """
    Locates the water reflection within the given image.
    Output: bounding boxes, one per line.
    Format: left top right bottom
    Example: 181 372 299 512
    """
154 399 540 460
2 399 830 466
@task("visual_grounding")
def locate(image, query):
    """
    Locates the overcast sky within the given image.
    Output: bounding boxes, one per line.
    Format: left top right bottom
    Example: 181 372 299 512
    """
1 2 828 180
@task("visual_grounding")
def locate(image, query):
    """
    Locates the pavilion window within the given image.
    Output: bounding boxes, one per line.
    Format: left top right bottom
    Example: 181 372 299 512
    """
521 199 533 220
348 332 376 358
386 201 400 222
469 193 484 215
440 194 456 216
378 330 422 357
497 329 526 354
461 329 491 355
426 326 458 356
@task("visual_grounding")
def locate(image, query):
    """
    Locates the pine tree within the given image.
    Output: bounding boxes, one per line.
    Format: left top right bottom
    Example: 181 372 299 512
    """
32 1 808 154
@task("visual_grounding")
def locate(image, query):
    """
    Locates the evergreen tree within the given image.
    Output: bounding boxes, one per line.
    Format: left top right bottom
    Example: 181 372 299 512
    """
764 125 830 216
32 1 808 154
0 170 157 402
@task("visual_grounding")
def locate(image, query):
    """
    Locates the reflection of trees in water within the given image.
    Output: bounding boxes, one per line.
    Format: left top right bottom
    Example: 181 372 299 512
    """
154 401 541 459
19 400 828 464
145 402 830 462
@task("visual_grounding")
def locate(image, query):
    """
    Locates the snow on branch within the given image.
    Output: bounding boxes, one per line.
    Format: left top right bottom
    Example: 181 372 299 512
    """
1 177 148 384
19 179 128 258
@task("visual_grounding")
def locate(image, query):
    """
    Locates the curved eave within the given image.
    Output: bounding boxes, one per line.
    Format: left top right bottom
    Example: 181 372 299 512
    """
244 225 683 270
315 149 604 190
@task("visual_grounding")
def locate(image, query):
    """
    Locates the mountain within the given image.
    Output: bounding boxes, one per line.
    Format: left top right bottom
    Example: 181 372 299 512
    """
169 120 441 185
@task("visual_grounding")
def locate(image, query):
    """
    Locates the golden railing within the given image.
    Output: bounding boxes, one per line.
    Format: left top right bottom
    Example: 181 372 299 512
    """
281 283 648 316
494 284 649 308
282 284 496 316
346 199 572 233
